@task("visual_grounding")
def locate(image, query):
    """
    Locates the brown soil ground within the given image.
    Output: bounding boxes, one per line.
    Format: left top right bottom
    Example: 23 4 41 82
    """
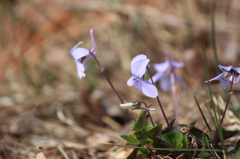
0 0 240 158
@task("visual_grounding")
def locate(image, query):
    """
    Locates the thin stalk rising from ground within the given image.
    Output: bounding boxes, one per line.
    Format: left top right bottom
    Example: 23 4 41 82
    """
147 67 171 131
221 80 234 124
170 72 179 124
212 77 234 147
140 102 155 126
89 51 124 104
88 51 136 120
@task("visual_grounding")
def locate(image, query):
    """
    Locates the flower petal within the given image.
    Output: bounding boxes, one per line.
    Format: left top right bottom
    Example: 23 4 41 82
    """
70 41 83 54
207 73 225 82
151 72 164 83
220 79 230 89
218 65 233 72
175 74 186 89
141 80 158 98
131 59 150 78
128 76 147 92
230 74 240 83
171 61 184 68
127 77 158 98
127 76 136 86
134 81 142 91
75 62 86 78
232 67 240 73
153 61 169 72
130 54 147 67
160 76 171 92
70 48 89 61
85 29 98 61
90 29 98 55
129 78 142 91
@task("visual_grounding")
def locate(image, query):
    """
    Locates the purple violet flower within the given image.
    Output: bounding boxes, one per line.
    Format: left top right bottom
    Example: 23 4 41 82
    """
127 54 158 98
151 52 185 92
70 29 97 78
207 65 240 89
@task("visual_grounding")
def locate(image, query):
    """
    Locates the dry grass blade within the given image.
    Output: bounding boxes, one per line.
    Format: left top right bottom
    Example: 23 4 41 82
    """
36 152 47 159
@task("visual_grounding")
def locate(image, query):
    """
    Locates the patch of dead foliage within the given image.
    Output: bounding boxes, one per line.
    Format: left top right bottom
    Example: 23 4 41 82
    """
0 0 240 158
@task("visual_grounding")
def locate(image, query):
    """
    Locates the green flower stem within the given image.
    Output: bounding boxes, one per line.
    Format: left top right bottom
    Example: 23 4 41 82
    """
194 95 211 132
106 143 222 152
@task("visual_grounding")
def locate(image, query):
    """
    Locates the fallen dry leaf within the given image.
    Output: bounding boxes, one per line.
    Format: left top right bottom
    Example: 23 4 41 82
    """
36 152 46 159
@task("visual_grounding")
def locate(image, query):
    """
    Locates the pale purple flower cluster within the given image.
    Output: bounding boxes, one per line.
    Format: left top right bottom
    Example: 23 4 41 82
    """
70 29 97 78
69 29 240 100
207 65 240 89
127 54 158 98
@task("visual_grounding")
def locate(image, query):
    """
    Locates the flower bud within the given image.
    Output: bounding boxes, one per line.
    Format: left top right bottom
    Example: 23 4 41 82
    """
120 101 141 110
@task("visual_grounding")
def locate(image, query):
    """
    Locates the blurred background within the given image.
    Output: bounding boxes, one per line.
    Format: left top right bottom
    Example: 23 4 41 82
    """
0 0 240 158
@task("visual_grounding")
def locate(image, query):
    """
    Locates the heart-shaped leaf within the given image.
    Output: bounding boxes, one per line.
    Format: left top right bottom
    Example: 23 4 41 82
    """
131 110 148 131
160 132 183 148
121 135 140 146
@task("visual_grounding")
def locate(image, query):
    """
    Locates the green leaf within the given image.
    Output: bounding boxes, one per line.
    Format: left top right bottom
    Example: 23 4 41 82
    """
121 135 140 146
189 121 197 129
142 125 153 132
170 118 176 126
202 133 211 149
160 132 183 148
136 149 150 159
131 110 148 131
230 149 240 158
189 127 205 143
162 119 175 134
197 152 214 159
135 131 153 145
143 124 163 148
127 148 150 159
144 124 162 140
182 135 188 148
228 140 240 157
213 129 239 145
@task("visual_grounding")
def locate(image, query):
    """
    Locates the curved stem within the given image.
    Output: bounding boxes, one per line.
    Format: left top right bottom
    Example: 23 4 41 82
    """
170 73 179 124
88 51 135 120
89 51 124 104
220 80 234 124
147 67 171 131
140 102 155 126
212 77 234 145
